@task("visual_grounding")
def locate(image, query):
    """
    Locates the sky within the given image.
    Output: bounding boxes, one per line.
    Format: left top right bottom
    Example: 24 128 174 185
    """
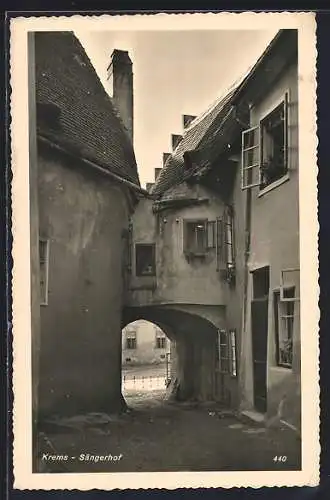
76 29 278 187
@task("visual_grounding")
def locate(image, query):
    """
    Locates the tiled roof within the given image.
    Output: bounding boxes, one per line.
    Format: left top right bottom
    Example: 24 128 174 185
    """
35 31 140 187
151 87 237 196
152 30 289 198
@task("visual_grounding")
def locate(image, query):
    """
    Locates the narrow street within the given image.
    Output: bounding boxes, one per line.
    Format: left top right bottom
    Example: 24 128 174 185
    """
38 390 301 473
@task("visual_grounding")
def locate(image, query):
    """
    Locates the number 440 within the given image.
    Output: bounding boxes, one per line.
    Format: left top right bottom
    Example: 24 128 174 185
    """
273 455 287 463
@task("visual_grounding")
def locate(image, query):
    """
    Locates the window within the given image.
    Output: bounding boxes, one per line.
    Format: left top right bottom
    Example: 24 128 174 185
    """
155 329 166 349
183 220 216 256
220 206 235 269
274 289 295 368
280 268 300 302
260 98 288 188
229 329 237 377
217 329 229 373
253 266 270 299
241 93 289 191
39 239 49 305
126 330 137 350
135 244 156 276
216 329 238 376
241 126 261 189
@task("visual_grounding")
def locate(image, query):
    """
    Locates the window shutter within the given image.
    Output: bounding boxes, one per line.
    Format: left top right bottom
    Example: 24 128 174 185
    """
280 268 300 302
241 126 261 189
216 217 224 271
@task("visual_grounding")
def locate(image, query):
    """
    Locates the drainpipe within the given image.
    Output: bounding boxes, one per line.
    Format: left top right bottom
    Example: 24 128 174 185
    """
242 189 252 329
240 183 252 411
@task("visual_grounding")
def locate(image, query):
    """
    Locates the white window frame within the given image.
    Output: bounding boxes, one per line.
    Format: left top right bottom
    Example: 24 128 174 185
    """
241 125 261 190
229 329 237 377
183 219 216 255
280 268 300 302
39 238 50 306
126 330 137 350
273 289 295 369
155 328 166 349
241 90 290 191
217 329 229 373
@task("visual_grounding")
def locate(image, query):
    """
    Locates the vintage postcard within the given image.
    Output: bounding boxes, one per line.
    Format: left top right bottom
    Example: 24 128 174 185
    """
10 12 319 490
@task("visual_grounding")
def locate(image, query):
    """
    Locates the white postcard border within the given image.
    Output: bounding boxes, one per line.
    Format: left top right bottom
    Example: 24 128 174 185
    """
10 11 319 490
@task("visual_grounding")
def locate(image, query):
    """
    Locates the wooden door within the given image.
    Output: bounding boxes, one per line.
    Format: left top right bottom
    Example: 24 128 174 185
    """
251 297 269 413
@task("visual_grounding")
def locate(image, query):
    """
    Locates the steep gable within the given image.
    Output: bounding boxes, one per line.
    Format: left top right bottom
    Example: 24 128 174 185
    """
35 31 140 187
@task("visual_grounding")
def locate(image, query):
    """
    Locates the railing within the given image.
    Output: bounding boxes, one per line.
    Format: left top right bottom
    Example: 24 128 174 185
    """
122 374 169 392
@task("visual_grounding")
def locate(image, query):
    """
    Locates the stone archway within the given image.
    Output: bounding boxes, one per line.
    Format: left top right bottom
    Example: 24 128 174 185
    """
122 306 220 403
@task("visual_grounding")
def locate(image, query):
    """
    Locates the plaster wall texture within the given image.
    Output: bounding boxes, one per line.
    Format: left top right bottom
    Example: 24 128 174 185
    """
37 147 131 417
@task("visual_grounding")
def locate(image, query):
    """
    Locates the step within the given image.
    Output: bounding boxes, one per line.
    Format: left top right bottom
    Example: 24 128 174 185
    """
240 410 265 425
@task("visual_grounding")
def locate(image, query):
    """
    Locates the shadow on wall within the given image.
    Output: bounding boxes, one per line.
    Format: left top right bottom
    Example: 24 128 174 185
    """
267 374 301 434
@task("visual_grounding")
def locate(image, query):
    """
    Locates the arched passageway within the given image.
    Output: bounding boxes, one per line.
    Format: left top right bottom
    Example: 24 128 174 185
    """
121 320 171 407
122 306 222 406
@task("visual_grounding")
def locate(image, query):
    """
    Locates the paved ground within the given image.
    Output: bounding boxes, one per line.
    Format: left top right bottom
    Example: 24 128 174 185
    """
37 390 301 473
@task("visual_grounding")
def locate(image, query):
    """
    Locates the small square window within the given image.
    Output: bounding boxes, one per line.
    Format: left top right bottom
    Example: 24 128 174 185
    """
184 220 207 255
135 244 156 277
155 329 166 349
126 330 137 350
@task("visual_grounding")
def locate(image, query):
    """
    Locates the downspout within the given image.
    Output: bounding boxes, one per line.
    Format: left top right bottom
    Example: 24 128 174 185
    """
233 104 252 410
242 188 252 331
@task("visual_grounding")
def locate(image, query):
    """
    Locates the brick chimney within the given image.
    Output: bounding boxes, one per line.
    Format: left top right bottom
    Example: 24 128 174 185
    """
154 168 162 181
171 134 182 151
163 153 171 166
107 49 134 142
183 115 196 129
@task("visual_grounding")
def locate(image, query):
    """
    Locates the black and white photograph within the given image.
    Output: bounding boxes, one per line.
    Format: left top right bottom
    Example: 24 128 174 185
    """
10 12 319 490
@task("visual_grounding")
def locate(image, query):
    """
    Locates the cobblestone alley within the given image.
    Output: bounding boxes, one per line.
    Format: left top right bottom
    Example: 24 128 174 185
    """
37 390 301 473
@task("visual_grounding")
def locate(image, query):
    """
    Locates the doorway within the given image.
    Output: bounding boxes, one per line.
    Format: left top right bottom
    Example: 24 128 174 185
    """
251 266 270 413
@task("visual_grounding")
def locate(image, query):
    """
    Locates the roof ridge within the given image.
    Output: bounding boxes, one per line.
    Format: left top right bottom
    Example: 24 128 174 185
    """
182 65 254 135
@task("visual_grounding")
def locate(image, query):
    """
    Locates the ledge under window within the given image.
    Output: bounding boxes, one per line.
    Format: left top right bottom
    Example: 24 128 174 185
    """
258 173 290 197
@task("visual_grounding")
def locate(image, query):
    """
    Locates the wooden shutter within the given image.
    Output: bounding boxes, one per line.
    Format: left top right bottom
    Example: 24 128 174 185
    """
207 220 216 248
216 217 225 271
